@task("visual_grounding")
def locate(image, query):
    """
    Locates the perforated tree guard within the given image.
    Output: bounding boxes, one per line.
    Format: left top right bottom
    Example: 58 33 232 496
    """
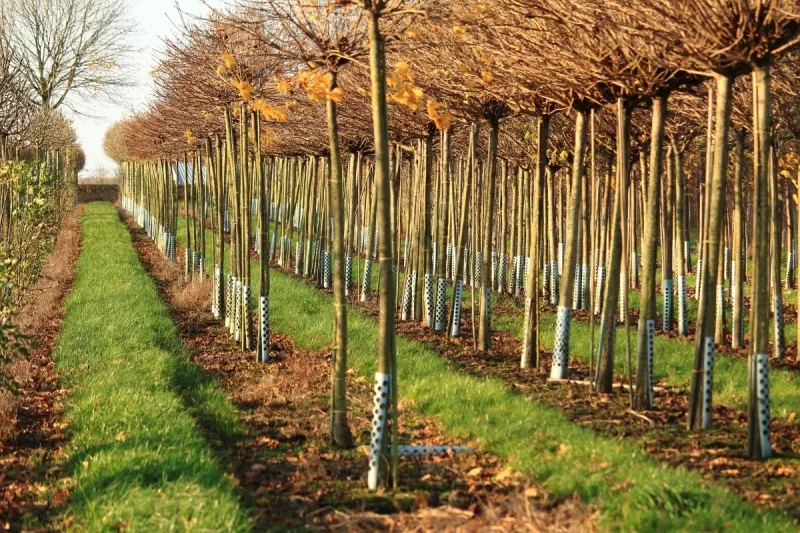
225 274 233 328
434 278 447 331
695 258 703 300
497 253 506 293
451 278 464 337
360 259 373 302
594 267 605 314
663 279 673 331
678 275 687 335
258 295 269 363
755 353 772 457
345 256 353 297
424 273 434 327
774 295 784 358
698 335 715 428
323 250 332 289
295 241 303 275
580 263 589 309
445 243 453 280
234 279 242 342
242 284 252 347
473 252 482 287
550 306 571 380
397 445 470 457
724 247 731 282
368 372 391 491
401 272 413 321
213 265 222 318
645 318 655 409
543 262 550 300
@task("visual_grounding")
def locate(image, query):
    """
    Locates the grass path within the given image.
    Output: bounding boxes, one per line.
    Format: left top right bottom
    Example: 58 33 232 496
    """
53 203 251 531
179 216 795 531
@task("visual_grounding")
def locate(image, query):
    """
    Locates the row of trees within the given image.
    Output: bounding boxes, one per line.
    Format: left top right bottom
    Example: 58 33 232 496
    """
109 0 800 488
1 0 92 403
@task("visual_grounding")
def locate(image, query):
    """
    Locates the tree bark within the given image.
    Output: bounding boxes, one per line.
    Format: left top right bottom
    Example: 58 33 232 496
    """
551 109 587 380
635 95 666 410
521 114 549 368
688 74 732 430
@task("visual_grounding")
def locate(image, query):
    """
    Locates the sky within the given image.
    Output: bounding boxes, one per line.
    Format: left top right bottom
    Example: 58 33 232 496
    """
71 0 221 179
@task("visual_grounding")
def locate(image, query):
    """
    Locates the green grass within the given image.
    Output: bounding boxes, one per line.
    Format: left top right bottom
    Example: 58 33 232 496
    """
178 215 796 531
52 203 251 531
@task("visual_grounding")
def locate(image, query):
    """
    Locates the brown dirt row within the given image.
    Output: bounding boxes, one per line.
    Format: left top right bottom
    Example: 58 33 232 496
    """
120 207 595 532
0 204 85 530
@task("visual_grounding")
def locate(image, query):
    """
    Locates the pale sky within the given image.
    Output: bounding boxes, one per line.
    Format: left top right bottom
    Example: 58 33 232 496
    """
72 0 221 178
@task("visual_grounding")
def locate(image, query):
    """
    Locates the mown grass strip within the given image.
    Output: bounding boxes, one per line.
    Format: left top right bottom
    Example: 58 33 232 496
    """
54 203 250 531
180 216 794 531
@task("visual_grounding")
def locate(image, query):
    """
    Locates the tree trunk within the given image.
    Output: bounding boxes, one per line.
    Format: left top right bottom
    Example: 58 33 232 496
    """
635 95 666 410
596 100 629 392
731 130 745 348
769 146 785 360
551 109 588 380
434 128 451 331
748 62 772 459
367 9 398 490
326 72 354 449
522 114 549 368
672 141 688 336
688 74 732 430
478 118 499 351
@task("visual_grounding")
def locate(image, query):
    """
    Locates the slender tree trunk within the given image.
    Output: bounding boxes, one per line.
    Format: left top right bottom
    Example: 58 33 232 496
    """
672 140 688 336
551 109 588 380
770 146 785 360
434 128 451 331
596 100 629 392
688 74 732 430
635 95 666 410
478 118 499 351
449 124 477 337
367 9 398 490
326 72 354 449
731 129 745 349
522 114 549 368
748 62 772 459
663 144 674 332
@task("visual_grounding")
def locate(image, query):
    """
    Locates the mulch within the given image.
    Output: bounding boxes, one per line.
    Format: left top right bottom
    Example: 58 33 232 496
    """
0 205 85 530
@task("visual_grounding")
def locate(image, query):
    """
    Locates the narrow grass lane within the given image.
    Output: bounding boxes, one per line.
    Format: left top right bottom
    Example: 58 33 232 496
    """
54 203 250 531
180 217 794 531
